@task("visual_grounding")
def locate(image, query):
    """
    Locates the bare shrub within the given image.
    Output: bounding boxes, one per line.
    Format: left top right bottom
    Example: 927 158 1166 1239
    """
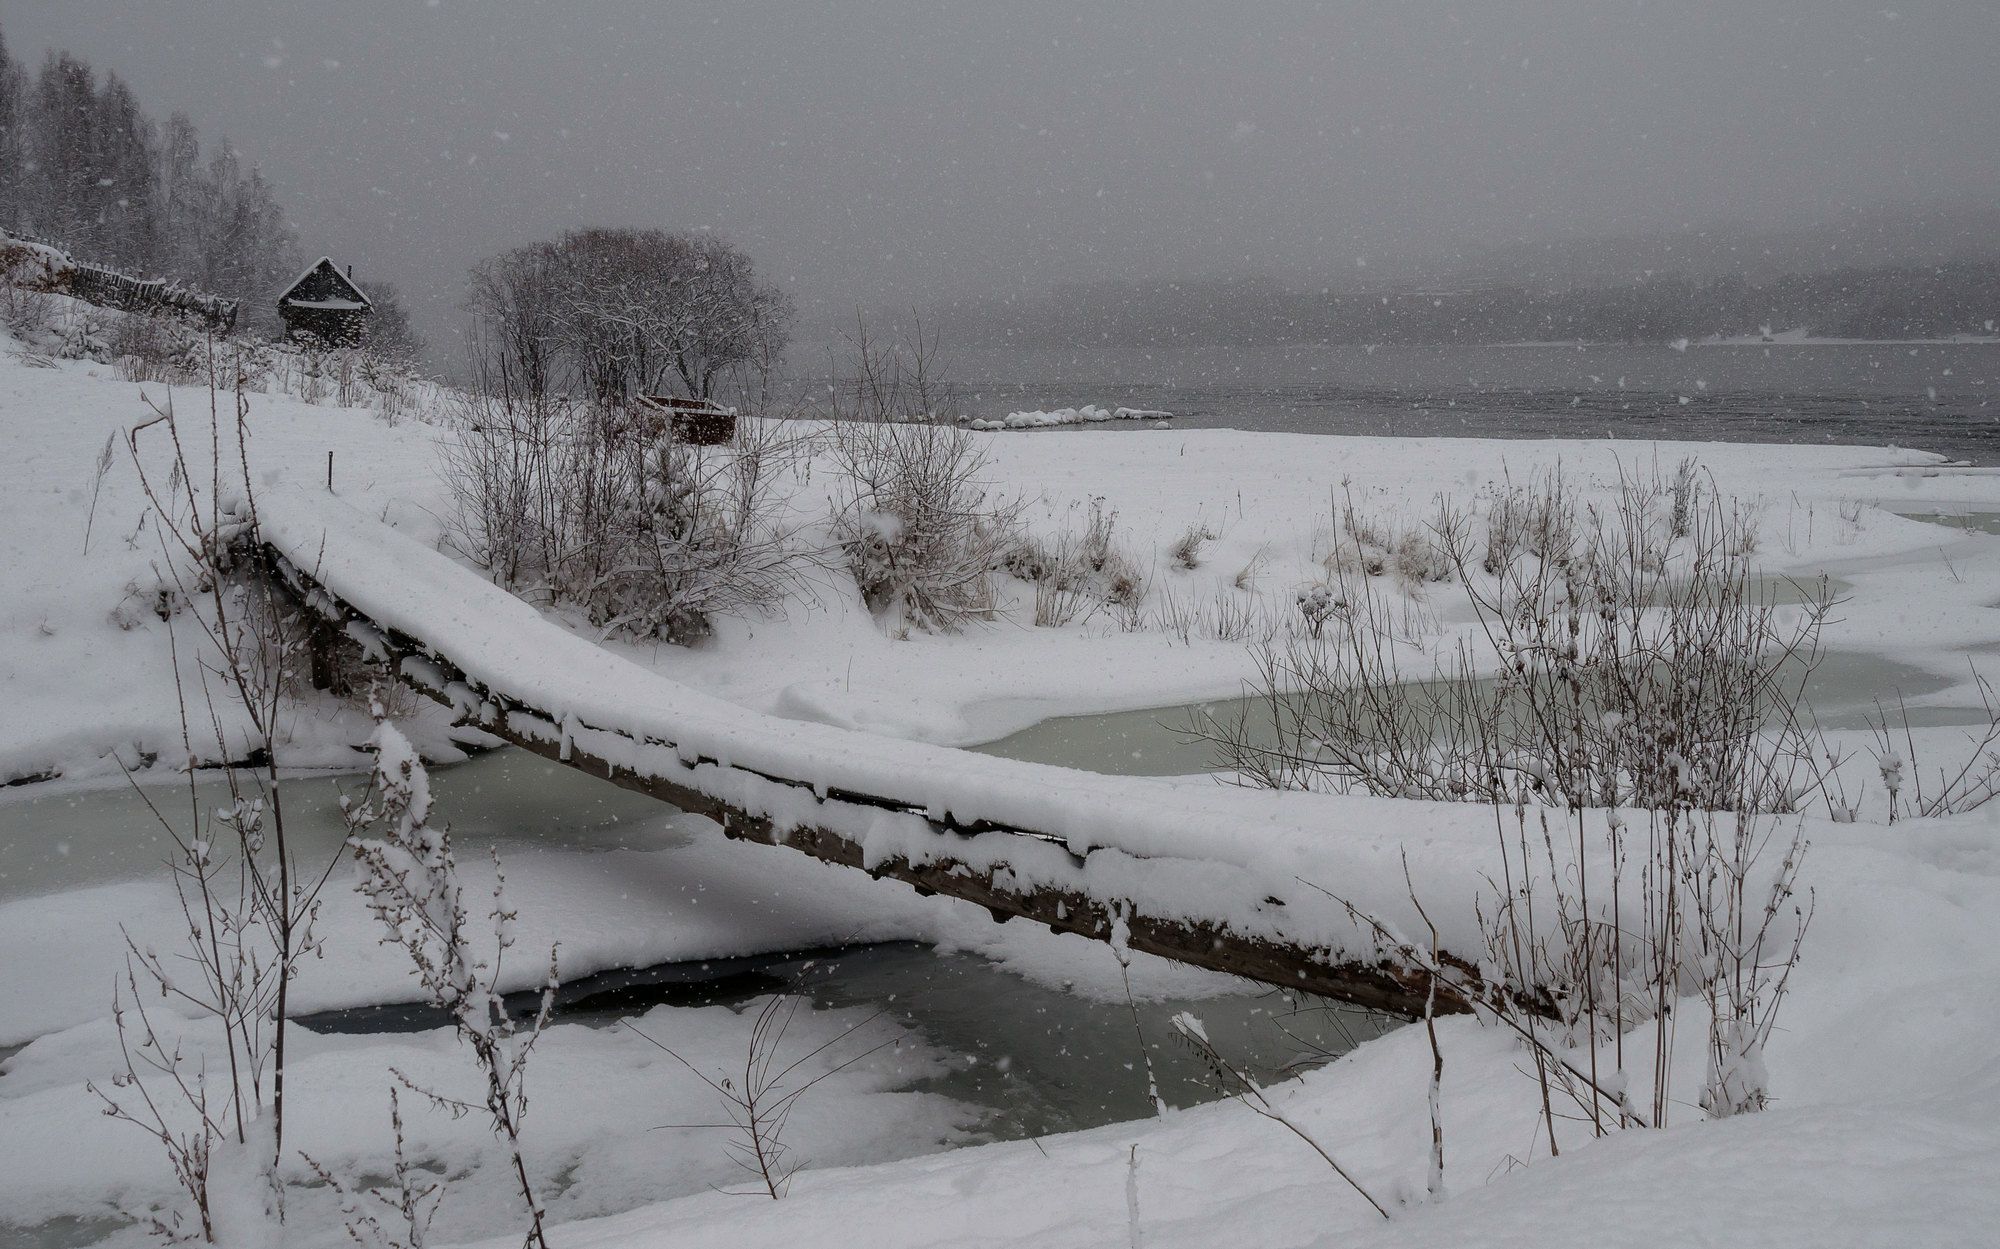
1032 566 1094 628
1079 500 1144 605
1211 472 1830 813
1391 527 1454 587
1009 499 1148 629
1687 814 1812 1119
1151 583 1279 646
829 418 1020 634
302 1088 439 1249
443 375 813 644
357 352 438 425
0 270 56 338
1337 496 1389 554
50 300 112 360
1209 465 1822 1142
112 309 207 384
1320 495 1457 597
1482 468 1578 575
327 345 367 408
813 309 1038 634
582 429 811 642
1668 457 1700 539
439 381 573 589
1466 799 1812 1137
1324 492 1457 590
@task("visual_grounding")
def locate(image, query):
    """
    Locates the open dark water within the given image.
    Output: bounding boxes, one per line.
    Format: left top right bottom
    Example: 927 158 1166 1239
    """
949 342 2000 464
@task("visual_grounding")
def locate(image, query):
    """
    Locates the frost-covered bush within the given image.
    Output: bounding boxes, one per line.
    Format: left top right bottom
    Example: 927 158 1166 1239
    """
445 391 810 643
0 272 56 339
1213 469 1824 813
1294 582 1350 637
50 303 112 361
829 419 1020 634
1391 528 1454 586
112 308 208 384
1482 469 1580 575
1210 467 1820 1134
1168 522 1213 570
1006 499 1147 629
583 434 810 642
343 715 554 1248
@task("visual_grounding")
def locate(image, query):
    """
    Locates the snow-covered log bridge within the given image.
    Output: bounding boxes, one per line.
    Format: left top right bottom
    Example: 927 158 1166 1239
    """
254 488 1498 1018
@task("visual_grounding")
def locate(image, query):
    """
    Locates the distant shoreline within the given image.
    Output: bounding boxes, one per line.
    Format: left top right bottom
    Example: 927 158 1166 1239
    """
1690 331 2000 348
941 335 2000 356
1476 332 2000 350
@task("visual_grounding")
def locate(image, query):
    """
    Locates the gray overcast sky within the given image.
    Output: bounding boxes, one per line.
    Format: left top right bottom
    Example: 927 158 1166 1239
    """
7 2 1998 349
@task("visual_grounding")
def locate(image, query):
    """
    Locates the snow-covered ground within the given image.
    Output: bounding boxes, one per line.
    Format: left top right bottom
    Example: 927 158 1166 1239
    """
4 324 2000 1247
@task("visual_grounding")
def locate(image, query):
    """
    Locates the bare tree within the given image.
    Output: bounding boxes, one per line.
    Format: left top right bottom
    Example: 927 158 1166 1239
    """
0 33 298 309
0 26 25 227
465 228 792 406
467 242 563 401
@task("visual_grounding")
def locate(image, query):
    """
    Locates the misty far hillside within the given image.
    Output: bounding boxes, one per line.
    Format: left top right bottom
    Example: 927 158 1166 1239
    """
1439 205 2000 290
932 211 2000 349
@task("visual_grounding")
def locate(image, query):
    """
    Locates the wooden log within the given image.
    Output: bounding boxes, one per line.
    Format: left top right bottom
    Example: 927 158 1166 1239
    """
256 541 1499 1020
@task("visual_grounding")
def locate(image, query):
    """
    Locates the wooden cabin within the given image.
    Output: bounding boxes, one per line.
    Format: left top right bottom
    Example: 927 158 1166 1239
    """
277 257 372 346
635 394 737 445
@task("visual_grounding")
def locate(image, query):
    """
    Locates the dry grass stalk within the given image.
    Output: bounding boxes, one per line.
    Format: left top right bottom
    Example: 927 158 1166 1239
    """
627 998 895 1200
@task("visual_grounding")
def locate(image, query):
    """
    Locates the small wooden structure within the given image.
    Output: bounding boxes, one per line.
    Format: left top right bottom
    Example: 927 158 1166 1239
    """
276 257 372 346
636 394 737 445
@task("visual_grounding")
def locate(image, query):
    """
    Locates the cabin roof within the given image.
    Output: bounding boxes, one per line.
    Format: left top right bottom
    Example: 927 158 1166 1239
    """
277 257 372 309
